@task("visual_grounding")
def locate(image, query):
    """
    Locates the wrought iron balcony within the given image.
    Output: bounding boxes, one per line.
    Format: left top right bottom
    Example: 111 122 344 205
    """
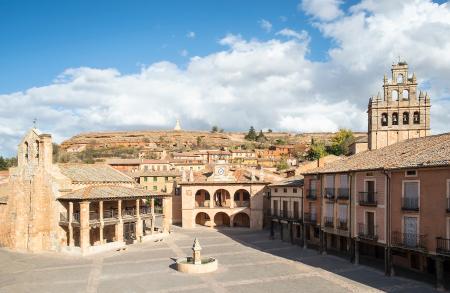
324 188 335 200
358 192 377 206
436 237 450 255
304 212 317 225
338 219 348 231
324 216 334 227
337 188 349 200
401 197 419 211
392 231 427 251
357 223 378 241
306 189 317 200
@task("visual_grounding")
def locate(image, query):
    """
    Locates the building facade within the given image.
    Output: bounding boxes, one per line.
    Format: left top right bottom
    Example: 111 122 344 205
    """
368 61 431 150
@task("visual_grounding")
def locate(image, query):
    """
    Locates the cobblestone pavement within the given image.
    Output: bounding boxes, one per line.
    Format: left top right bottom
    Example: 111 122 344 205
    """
0 227 440 293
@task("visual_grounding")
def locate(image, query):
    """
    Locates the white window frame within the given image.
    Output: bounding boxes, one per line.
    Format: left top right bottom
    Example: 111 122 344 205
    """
402 214 419 235
402 180 420 208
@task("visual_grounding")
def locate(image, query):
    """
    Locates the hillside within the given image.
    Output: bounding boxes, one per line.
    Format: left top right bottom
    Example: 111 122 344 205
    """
60 130 368 153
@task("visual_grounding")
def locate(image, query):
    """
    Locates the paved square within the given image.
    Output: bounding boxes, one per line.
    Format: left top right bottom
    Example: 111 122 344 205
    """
0 227 439 292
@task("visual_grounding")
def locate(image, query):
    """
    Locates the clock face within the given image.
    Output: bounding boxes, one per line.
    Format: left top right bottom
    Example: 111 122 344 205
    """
217 167 225 175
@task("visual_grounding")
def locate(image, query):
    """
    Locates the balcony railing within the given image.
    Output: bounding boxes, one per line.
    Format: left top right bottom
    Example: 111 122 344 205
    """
358 192 377 206
122 208 136 217
401 197 419 211
337 188 349 199
392 232 427 250
324 188 335 200
103 209 118 219
358 223 378 241
436 237 450 255
196 201 210 208
324 216 334 227
270 209 301 221
89 212 99 222
338 219 348 230
154 206 163 214
60 212 80 223
139 207 151 215
235 201 250 207
304 212 317 224
306 189 317 200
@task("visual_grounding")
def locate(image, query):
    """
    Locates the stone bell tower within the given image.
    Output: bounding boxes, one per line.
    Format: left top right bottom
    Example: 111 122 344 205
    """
368 61 431 150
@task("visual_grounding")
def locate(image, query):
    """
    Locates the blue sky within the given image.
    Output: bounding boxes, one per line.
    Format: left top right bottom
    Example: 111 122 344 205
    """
0 0 450 157
0 0 328 93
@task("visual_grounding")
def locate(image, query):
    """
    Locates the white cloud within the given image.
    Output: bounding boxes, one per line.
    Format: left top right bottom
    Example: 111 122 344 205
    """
276 28 310 42
258 19 273 33
186 31 196 38
300 0 344 21
1 0 450 156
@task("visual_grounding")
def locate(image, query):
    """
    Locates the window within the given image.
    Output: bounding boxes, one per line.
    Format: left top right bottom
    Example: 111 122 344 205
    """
381 113 388 126
234 192 240 201
340 174 348 188
283 188 287 193
144 165 148 171
413 112 420 124
325 203 334 217
397 74 404 83
274 188 278 193
392 113 398 125
144 177 148 182
402 89 409 100
153 186 157 191
338 205 348 221
165 177 168 182
392 90 398 101
273 200 279 216
403 181 419 209
153 177 157 182
403 112 409 124
293 188 297 193
405 170 417 177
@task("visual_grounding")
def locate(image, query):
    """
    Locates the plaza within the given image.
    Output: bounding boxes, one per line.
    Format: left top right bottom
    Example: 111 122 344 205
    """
0 226 440 293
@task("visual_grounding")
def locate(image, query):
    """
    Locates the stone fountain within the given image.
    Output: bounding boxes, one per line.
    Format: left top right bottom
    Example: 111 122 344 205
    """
175 238 218 273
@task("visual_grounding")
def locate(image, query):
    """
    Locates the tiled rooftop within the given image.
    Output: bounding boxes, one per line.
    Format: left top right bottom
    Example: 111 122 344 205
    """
303 133 450 174
59 164 135 183
58 185 168 200
268 176 304 187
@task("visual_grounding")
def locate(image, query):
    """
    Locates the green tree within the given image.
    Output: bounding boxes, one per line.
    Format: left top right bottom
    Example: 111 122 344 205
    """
211 126 219 133
327 129 355 156
245 126 257 141
256 130 267 142
307 141 328 160
267 129 273 133
0 156 8 170
276 159 289 171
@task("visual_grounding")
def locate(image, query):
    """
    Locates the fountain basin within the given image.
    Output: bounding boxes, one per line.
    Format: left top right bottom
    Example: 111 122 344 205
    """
176 257 218 274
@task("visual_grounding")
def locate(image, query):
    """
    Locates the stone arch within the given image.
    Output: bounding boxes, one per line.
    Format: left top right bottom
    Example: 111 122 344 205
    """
195 212 211 226
34 140 40 159
213 212 230 227
413 111 420 124
232 212 250 227
402 89 409 100
213 189 231 208
195 189 211 208
381 113 388 126
24 141 29 161
392 90 398 101
403 112 409 124
233 189 251 207
392 112 399 125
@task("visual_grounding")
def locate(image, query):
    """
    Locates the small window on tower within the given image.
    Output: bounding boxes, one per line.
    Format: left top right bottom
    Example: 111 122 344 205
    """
397 74 404 83
402 90 409 100
392 113 398 125
392 90 398 101
381 113 388 126
403 112 409 124
413 112 420 124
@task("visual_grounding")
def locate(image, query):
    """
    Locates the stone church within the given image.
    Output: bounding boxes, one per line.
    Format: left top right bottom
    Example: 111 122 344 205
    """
0 128 170 254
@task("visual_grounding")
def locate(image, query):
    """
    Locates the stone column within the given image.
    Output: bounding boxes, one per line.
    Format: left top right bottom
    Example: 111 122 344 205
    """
210 190 214 208
354 239 360 265
68 202 74 247
135 199 143 241
99 201 104 244
230 190 235 208
116 200 123 242
436 257 444 291
150 198 155 235
303 224 307 249
162 197 170 232
79 201 90 253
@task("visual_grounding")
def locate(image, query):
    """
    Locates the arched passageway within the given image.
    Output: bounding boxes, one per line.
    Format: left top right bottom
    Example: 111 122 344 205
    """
214 189 231 207
233 212 250 227
195 189 211 208
214 212 230 227
233 189 250 207
195 212 211 226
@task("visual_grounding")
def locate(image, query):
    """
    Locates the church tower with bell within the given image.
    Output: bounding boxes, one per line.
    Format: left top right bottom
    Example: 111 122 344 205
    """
368 61 431 150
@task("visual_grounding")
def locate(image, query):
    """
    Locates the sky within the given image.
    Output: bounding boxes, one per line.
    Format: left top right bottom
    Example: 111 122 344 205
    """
1 0 450 156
